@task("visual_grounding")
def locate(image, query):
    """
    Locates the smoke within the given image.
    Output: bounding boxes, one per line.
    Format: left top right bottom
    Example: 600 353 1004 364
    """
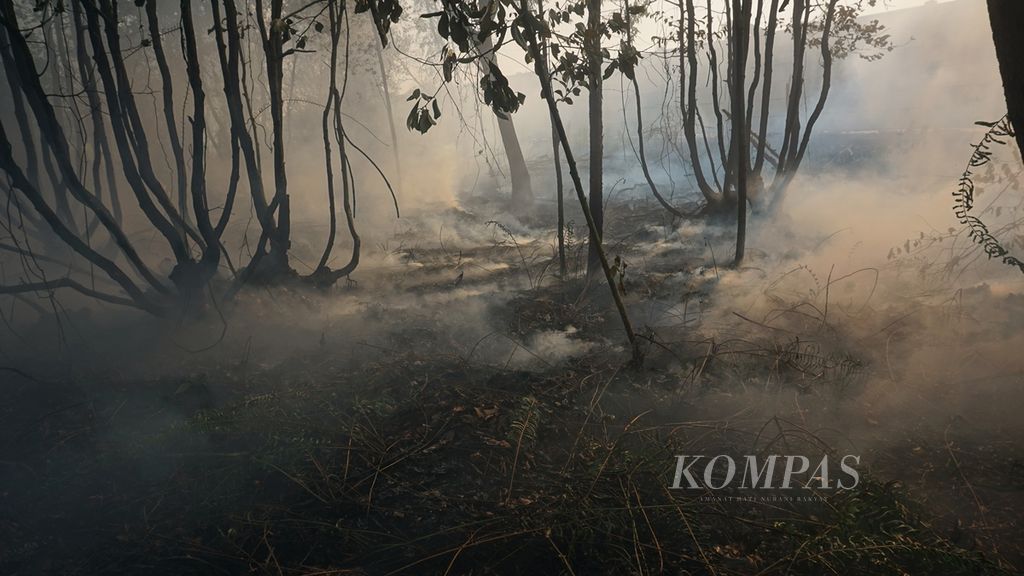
4 1 1024 571
504 326 602 369
2 0 1014 386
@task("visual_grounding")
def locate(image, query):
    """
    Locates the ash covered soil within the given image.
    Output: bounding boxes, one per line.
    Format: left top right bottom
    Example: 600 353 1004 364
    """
2 198 1022 575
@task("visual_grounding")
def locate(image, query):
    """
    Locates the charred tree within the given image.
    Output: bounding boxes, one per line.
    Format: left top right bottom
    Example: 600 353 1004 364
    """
676 0 868 221
144 0 189 231
253 0 294 280
731 0 752 266
621 0 686 219
518 0 641 364
987 0 1024 163
537 0 566 275
585 0 603 276
309 0 361 287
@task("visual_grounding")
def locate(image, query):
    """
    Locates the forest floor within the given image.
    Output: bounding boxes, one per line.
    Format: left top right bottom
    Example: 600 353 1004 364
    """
1 195 1022 575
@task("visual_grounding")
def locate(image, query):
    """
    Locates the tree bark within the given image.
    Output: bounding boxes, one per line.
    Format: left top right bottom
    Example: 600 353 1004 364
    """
71 0 122 227
497 112 534 212
76 0 192 263
376 42 403 196
753 0 779 175
585 0 603 276
257 0 292 276
212 0 272 230
538 0 566 276
478 35 534 213
1 3 170 295
91 0 199 249
625 0 685 218
680 0 718 204
0 119 162 314
731 0 751 266
145 0 189 231
987 0 1024 163
180 0 221 293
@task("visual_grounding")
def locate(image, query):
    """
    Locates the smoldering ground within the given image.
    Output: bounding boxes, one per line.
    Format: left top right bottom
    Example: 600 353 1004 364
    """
4 146 1024 573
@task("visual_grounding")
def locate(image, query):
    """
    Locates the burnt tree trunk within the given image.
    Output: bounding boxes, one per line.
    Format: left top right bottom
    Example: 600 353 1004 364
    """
538 0 566 276
519 0 642 364
585 0 603 276
179 0 221 301
241 0 293 283
264 0 292 276
145 0 189 231
624 0 684 218
680 0 718 205
731 0 751 266
987 0 1024 163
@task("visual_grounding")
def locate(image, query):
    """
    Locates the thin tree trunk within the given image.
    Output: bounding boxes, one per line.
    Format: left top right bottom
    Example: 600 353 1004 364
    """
753 0 779 174
0 58 46 237
625 0 684 218
212 0 272 235
1 4 170 295
554 124 566 276
586 0 604 276
256 0 292 275
706 2 729 198
746 0 764 138
731 0 751 266
376 43 403 196
519 0 642 364
774 0 808 178
744 0 765 205
40 130 71 224
331 6 361 282
3 53 39 187
77 0 193 263
537 0 565 275
478 34 534 213
203 0 241 241
311 0 361 284
0 119 162 314
41 9 76 230
331 126 361 282
791 0 838 167
770 0 837 213
497 111 534 212
71 0 121 226
145 0 189 231
680 0 718 204
180 0 221 290
90 0 199 249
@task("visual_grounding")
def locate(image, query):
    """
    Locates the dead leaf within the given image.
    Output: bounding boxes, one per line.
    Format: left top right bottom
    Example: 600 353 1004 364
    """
474 405 499 421
483 436 511 448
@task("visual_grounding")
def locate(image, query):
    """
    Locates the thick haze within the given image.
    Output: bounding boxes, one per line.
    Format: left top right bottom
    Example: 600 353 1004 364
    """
1 1 1022 571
